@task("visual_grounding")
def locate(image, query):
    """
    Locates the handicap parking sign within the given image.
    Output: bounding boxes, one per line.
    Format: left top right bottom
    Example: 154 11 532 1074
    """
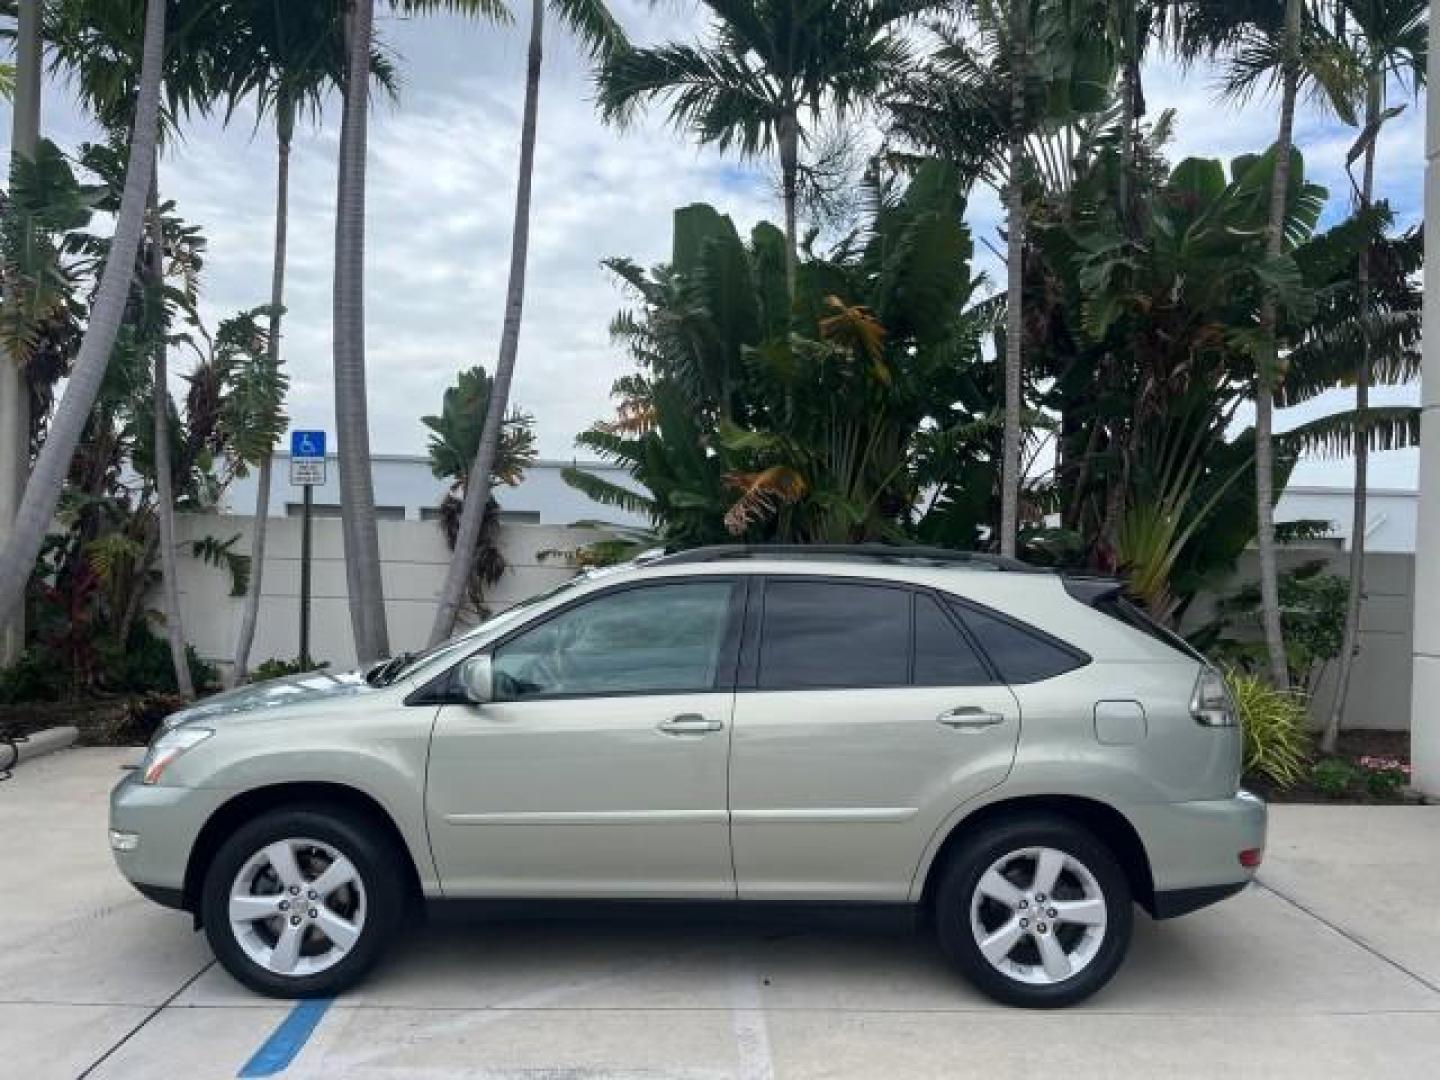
291 430 326 459
290 430 327 486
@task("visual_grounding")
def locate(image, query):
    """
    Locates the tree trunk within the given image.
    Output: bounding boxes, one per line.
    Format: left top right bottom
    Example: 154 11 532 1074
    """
778 106 799 298
1323 74 1381 752
1254 0 1303 690
999 3 1027 559
233 95 295 684
429 0 545 646
0 0 42 664
149 179 194 698
0 0 166 634
333 0 389 663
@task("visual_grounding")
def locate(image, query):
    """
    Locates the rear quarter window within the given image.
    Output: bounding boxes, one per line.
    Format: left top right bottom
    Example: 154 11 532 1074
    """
945 598 1088 684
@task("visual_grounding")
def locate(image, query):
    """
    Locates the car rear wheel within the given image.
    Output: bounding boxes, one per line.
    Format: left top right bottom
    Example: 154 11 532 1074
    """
201 807 404 998
934 815 1133 1007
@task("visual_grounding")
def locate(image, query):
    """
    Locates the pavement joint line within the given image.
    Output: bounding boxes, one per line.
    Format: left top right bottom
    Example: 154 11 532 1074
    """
74 959 217 1079
1254 878 1440 997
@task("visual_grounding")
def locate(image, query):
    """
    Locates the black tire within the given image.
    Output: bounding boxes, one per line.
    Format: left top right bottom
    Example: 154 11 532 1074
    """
933 814 1133 1008
201 805 406 998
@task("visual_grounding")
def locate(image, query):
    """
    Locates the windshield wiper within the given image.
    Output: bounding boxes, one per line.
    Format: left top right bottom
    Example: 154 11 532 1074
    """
367 651 416 687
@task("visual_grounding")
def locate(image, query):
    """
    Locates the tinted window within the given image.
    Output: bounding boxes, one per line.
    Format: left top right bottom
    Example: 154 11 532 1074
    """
760 581 909 689
914 594 991 686
949 601 1085 683
492 581 734 698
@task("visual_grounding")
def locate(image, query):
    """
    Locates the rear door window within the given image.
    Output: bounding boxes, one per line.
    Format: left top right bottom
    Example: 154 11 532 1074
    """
914 594 993 686
758 580 910 690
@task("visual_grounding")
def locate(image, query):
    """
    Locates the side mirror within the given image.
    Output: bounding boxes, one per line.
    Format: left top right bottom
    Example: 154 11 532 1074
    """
458 655 494 704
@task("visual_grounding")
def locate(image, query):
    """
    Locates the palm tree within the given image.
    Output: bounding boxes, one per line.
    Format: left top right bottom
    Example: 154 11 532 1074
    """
595 0 928 296
146 184 193 696
43 0 231 694
426 0 624 646
0 0 166 635
1321 0 1426 750
1177 0 1350 689
0 0 41 666
333 0 505 664
215 0 397 683
1252 0 1306 691
998 0 1027 559
885 0 1114 556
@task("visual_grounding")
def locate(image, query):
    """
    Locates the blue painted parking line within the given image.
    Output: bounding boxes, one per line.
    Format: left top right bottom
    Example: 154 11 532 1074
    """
238 998 334 1078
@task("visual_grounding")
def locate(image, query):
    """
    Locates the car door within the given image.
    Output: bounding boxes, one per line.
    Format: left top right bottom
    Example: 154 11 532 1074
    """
426 577 744 898
728 577 1022 901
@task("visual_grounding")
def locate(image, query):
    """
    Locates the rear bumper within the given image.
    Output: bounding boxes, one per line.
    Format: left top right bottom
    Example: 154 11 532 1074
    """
1151 880 1249 919
1127 790 1267 911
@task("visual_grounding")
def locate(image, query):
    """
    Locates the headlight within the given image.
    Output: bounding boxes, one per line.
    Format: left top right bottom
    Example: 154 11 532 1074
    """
140 726 213 785
1190 668 1236 728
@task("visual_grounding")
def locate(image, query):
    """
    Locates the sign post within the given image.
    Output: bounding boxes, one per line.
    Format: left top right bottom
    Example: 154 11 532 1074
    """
289 431 326 667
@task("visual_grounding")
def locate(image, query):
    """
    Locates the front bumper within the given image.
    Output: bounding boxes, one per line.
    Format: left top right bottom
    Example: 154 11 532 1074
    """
109 769 232 906
1127 790 1267 917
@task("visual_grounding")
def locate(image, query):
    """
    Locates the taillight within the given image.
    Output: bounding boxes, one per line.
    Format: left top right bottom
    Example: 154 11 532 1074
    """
1239 848 1263 868
1191 668 1236 727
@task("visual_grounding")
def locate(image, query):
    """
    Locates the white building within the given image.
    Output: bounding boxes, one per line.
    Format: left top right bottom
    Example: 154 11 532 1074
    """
1275 485 1419 553
224 454 649 529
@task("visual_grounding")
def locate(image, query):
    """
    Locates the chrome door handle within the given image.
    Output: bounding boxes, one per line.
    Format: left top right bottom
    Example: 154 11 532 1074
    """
657 713 723 735
938 707 1006 731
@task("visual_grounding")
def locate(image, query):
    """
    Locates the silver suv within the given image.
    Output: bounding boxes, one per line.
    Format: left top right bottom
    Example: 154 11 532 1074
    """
111 545 1265 1007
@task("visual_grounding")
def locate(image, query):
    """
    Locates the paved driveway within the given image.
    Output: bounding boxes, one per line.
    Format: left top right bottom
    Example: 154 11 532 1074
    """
3 748 1437 1079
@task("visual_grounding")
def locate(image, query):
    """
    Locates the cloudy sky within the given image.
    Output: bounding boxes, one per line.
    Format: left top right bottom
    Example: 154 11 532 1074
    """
1 3 1428 490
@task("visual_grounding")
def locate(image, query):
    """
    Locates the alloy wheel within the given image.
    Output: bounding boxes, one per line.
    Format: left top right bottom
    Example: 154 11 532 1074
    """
228 837 367 977
967 845 1108 986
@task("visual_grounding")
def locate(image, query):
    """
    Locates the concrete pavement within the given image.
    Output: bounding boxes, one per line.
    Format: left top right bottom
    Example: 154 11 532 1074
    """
2 748 1437 1079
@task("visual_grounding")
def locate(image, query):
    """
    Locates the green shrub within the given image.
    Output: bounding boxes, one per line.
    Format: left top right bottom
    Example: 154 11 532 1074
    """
1357 756 1410 800
0 648 67 703
97 623 221 695
1310 757 1357 798
1226 670 1311 788
251 657 329 683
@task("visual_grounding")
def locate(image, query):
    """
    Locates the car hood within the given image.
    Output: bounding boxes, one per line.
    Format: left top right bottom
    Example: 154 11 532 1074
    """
164 668 378 727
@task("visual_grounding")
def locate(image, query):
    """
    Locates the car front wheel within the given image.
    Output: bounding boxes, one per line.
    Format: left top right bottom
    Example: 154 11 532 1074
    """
934 815 1133 1008
201 806 404 998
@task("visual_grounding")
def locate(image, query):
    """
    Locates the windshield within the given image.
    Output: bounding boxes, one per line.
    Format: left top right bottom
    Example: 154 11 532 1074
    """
366 572 595 687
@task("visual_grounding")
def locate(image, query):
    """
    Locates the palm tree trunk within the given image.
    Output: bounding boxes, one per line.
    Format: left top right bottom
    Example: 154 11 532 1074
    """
233 94 295 684
149 179 194 698
999 3 1027 559
1254 0 1303 691
429 0 545 646
0 0 166 634
1323 74 1381 752
0 0 41 665
333 0 389 663
778 106 800 297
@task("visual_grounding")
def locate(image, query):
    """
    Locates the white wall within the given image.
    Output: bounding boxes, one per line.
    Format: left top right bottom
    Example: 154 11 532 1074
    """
174 514 601 674
1184 547 1414 732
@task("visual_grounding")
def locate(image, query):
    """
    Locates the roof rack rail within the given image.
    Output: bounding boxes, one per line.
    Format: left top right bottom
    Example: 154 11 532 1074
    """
651 543 1042 573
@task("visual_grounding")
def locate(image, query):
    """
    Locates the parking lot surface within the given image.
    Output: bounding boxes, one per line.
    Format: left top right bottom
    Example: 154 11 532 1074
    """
3 748 1438 1079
